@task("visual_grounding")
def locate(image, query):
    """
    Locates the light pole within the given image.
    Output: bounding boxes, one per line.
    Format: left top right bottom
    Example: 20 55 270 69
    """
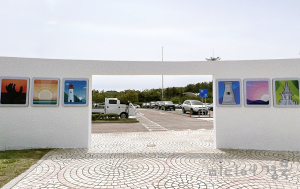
206 49 221 61
162 46 164 100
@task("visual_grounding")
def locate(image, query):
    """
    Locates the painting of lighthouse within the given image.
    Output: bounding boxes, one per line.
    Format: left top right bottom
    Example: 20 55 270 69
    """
217 79 241 106
63 78 88 106
68 84 74 102
273 79 300 107
244 79 271 107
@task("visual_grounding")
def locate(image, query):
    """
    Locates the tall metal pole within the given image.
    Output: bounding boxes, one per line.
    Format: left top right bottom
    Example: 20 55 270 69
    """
162 46 163 100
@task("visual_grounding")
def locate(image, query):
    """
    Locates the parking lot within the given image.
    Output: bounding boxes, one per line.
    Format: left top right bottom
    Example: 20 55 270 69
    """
166 108 214 118
92 108 213 133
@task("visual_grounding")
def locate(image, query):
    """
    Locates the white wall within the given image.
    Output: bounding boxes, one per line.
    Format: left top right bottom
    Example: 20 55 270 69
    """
0 57 299 151
0 57 92 150
214 59 300 151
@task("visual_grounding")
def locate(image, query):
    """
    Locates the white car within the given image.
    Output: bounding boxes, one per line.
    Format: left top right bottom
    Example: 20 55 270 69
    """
133 104 140 108
182 100 208 115
207 103 213 111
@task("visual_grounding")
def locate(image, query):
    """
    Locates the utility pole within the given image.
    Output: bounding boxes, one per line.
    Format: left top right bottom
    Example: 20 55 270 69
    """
206 49 221 61
162 46 164 100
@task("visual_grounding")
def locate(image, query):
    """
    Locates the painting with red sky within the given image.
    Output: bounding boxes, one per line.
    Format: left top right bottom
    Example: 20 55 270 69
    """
0 77 29 105
245 79 270 106
32 78 59 106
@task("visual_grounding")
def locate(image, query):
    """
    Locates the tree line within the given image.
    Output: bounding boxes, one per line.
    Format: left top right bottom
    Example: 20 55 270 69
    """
92 81 213 105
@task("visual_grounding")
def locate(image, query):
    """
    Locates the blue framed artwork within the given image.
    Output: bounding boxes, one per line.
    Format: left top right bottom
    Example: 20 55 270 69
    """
62 78 88 106
216 79 242 107
244 78 271 107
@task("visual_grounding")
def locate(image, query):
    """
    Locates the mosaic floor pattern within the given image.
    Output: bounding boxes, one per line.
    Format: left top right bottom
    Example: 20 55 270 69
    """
8 130 300 189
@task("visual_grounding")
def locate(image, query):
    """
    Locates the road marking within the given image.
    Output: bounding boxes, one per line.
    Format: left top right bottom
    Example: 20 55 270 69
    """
136 112 167 132
196 118 214 122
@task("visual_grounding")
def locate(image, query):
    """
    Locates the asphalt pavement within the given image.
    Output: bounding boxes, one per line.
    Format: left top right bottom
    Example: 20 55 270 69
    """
92 108 213 133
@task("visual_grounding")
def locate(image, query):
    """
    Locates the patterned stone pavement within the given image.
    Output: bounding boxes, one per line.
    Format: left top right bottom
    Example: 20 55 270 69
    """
7 130 300 188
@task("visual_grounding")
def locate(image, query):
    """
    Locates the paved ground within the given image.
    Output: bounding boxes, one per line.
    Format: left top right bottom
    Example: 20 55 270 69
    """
92 109 213 133
167 108 214 118
136 109 213 131
6 130 300 188
5 110 300 188
92 122 149 133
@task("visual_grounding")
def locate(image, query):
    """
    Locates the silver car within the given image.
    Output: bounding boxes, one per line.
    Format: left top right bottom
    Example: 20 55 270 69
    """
155 101 164 109
150 101 156 109
182 100 208 115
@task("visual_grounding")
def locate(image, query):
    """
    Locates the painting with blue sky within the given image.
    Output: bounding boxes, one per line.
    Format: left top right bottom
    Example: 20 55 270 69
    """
63 79 88 106
218 80 240 105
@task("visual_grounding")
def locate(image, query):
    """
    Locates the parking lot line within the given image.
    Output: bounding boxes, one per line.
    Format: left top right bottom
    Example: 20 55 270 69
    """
136 112 168 131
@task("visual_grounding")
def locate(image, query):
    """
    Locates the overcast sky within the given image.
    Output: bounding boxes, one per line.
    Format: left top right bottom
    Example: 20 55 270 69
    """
1 1 299 91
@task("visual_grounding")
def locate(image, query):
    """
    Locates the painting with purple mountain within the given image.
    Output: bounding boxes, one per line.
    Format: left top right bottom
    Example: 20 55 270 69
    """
245 79 270 106
247 99 269 105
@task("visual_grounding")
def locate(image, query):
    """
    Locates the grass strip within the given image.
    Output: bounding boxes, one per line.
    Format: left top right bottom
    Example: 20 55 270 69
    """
0 149 51 188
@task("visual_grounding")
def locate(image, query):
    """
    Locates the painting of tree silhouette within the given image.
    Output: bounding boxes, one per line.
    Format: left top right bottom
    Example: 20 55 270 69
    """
0 78 28 105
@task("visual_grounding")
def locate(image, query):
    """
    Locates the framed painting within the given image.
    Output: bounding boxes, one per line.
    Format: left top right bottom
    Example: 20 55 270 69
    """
216 79 242 107
244 79 271 107
273 78 300 107
0 77 29 106
62 78 88 106
31 78 60 106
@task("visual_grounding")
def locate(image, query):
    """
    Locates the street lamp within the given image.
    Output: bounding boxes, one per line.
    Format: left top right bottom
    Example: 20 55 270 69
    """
162 46 164 100
206 49 221 61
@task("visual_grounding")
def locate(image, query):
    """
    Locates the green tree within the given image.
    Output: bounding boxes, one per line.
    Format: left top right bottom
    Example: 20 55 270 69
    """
117 90 138 103
170 96 181 104
92 80 213 104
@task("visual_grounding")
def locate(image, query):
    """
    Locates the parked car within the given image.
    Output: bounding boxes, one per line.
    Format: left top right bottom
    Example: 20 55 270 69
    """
93 102 105 109
182 100 208 115
92 98 136 118
207 103 213 111
174 103 182 109
145 102 150 108
155 101 164 109
133 104 140 108
142 103 146 108
162 101 175 111
150 101 156 109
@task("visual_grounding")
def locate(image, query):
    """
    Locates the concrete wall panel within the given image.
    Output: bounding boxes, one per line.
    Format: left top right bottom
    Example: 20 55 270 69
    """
0 57 299 151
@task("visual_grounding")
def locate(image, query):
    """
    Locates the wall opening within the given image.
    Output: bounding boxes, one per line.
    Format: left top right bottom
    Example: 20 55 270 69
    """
91 75 214 135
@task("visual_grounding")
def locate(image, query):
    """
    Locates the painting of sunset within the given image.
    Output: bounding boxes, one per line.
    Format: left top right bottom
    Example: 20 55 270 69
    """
0 77 29 105
32 78 59 106
245 79 270 106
